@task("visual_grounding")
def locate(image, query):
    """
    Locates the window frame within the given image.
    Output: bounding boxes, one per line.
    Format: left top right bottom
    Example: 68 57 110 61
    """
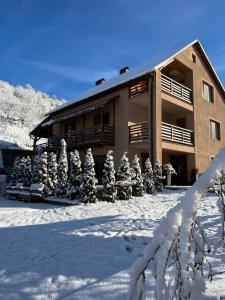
209 119 221 141
202 80 214 103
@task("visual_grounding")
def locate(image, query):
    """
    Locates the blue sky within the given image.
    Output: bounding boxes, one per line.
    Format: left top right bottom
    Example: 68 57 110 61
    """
0 0 225 100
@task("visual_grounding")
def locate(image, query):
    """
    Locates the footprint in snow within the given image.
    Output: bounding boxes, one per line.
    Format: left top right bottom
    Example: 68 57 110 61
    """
125 246 133 253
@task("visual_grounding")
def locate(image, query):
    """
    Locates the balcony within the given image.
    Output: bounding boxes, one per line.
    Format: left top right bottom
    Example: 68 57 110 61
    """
39 125 114 151
129 122 149 143
161 122 194 146
129 122 194 147
161 74 192 104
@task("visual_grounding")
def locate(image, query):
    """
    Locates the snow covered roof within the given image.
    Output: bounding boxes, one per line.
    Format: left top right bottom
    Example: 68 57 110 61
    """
47 39 225 116
0 140 31 151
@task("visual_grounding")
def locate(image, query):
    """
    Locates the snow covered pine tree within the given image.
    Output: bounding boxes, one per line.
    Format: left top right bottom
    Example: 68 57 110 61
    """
67 150 82 200
131 155 144 197
81 148 97 203
32 148 42 183
57 139 68 196
38 152 48 185
144 158 155 194
11 156 21 184
102 150 116 202
154 159 165 192
116 152 132 200
18 156 32 186
46 152 58 195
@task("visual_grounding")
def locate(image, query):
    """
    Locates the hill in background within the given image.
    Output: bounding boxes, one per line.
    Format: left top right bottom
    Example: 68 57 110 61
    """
0 81 65 149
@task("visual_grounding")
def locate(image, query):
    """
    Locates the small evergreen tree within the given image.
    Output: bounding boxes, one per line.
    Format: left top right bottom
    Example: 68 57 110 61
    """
81 148 97 203
154 159 164 192
57 139 68 196
102 150 116 202
67 150 82 199
38 152 48 185
11 156 21 184
32 149 42 183
131 155 144 197
18 156 32 186
116 152 132 200
144 158 155 194
46 152 58 195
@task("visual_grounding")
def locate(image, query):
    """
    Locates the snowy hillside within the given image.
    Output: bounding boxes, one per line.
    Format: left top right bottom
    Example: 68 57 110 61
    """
0 81 65 148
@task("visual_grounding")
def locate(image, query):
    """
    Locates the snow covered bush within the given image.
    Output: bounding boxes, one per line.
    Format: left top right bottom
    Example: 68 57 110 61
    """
116 152 132 200
144 158 155 194
154 159 165 192
81 148 97 203
163 163 177 186
131 155 144 197
46 152 58 195
102 150 116 202
67 150 82 200
129 146 225 300
56 139 68 196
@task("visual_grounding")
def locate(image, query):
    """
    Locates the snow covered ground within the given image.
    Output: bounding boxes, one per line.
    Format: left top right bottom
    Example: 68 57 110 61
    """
0 191 224 299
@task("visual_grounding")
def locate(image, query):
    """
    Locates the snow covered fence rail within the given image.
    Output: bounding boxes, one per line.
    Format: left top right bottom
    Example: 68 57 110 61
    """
128 146 225 300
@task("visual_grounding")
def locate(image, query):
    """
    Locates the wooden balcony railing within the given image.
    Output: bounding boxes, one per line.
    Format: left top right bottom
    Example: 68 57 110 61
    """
161 122 194 146
38 125 114 151
129 122 149 143
161 74 192 103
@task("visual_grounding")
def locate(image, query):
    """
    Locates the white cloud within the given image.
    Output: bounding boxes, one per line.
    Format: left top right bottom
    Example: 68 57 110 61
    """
3 56 117 83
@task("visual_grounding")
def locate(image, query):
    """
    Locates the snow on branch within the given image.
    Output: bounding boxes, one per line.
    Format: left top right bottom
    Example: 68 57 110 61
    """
129 146 225 300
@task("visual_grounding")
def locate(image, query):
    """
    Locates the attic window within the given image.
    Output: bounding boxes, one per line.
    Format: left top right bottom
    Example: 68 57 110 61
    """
129 79 148 98
192 53 197 64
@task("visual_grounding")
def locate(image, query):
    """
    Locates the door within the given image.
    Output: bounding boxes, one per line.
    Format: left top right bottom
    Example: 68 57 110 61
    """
170 155 187 185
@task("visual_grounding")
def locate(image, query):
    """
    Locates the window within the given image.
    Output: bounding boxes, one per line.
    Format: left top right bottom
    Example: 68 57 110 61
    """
94 115 101 126
210 120 220 140
202 82 213 102
103 112 110 125
129 79 148 98
192 53 197 64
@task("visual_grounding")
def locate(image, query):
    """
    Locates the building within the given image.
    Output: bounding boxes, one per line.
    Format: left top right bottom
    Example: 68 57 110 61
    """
0 140 32 179
30 40 225 185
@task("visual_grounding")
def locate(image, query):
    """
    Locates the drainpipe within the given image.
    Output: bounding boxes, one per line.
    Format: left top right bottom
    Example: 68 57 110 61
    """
149 71 155 165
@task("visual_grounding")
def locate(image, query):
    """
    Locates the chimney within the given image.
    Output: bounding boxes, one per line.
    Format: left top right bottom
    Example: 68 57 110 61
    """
119 66 129 75
95 78 105 86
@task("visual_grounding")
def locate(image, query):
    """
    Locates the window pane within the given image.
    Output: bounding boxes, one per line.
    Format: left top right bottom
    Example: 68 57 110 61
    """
210 120 220 140
203 82 213 102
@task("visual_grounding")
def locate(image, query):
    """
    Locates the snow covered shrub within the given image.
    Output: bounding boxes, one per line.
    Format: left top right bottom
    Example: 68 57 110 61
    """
116 152 132 200
102 150 116 202
46 152 58 195
11 156 21 184
131 155 144 197
154 159 165 192
81 148 97 203
163 163 177 176
163 163 177 186
144 158 155 194
56 139 68 196
67 150 82 200
129 147 225 300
